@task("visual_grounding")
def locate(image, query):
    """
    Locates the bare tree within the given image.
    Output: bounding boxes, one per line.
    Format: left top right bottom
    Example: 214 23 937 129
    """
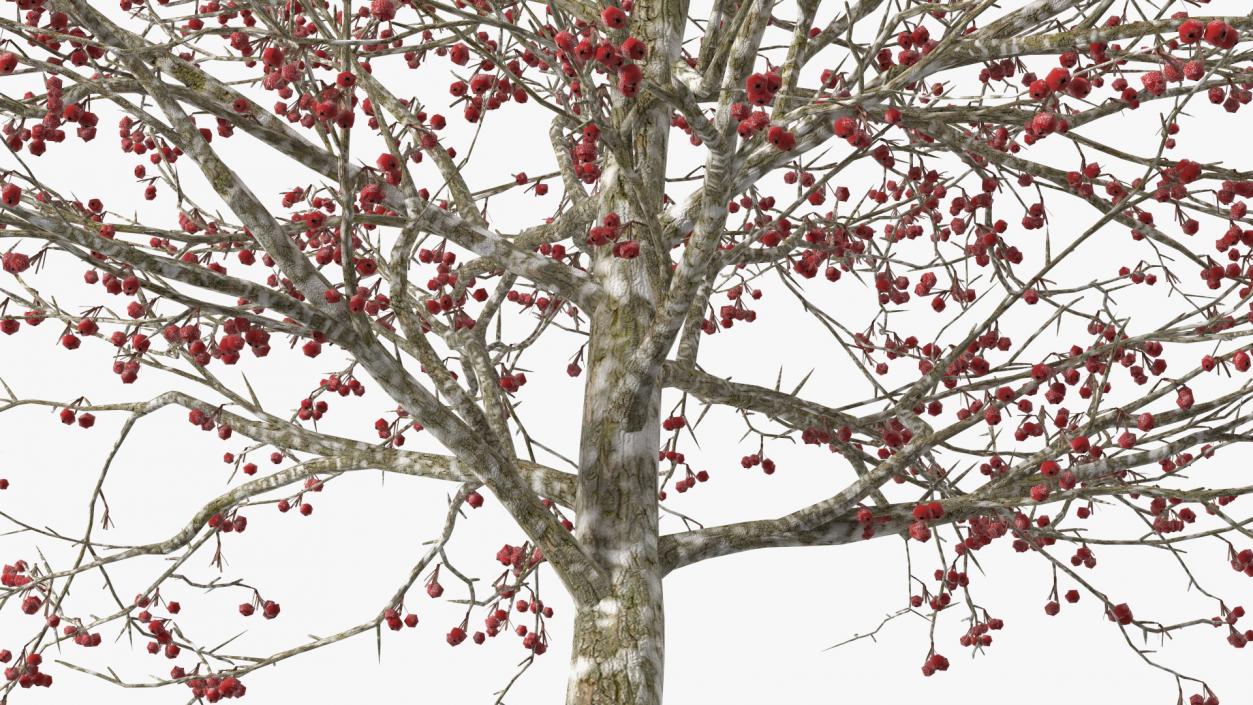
2 0 1253 703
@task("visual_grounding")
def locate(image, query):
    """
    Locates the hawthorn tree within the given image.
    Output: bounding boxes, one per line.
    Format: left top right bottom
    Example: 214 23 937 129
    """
2 0 1253 702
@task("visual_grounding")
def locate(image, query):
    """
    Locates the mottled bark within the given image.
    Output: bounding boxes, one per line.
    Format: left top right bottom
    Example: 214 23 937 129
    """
567 187 666 701
562 0 682 698
566 577 665 705
566 286 665 705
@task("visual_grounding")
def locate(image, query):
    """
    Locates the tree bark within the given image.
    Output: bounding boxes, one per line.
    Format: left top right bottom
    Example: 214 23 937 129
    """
564 0 681 697
566 265 664 704
566 578 665 705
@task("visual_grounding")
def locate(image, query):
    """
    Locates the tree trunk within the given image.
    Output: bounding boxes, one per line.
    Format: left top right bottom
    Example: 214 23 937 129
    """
566 260 664 704
565 577 665 705
565 0 680 696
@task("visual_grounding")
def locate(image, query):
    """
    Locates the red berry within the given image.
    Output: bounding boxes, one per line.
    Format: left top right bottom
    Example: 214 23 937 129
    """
0 183 20 208
1204 21 1238 49
601 6 627 29
1178 19 1204 44
371 0 397 20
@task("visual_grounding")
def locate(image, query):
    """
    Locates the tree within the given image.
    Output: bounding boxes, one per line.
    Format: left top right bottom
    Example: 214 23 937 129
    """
1 0 1252 702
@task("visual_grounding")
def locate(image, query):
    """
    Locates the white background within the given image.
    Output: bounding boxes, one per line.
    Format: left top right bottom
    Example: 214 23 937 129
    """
2 1 1252 703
